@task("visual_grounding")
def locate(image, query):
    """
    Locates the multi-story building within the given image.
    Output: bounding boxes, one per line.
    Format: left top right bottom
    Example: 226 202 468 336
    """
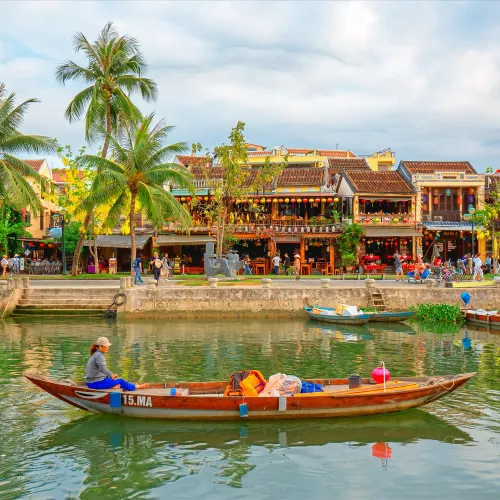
398 161 485 261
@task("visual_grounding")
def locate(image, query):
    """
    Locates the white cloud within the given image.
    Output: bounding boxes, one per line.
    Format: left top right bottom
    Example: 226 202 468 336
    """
2 0 500 170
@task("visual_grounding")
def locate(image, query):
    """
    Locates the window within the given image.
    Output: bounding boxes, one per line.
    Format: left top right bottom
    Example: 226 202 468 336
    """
26 212 31 224
39 213 44 230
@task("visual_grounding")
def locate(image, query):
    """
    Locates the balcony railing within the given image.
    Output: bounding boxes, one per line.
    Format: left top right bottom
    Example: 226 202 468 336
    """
357 215 415 225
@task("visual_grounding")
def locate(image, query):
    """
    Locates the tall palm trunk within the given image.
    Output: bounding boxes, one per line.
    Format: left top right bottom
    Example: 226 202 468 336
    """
71 100 112 275
129 189 137 276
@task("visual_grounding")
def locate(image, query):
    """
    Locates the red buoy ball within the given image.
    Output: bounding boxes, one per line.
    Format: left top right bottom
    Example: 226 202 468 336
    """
372 366 390 384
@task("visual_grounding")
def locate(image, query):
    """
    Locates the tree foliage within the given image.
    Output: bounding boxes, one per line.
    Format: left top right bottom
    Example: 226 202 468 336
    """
337 222 365 265
0 205 30 255
78 113 193 268
0 83 57 214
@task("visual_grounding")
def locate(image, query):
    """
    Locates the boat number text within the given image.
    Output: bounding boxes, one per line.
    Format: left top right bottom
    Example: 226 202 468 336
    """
122 394 153 407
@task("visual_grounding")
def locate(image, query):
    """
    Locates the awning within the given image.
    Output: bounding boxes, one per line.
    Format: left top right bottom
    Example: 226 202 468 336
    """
361 197 411 202
154 234 215 246
423 222 475 232
83 234 152 249
363 227 420 237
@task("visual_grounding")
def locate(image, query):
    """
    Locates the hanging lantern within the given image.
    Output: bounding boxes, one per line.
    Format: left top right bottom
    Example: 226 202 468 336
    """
422 203 428 211
285 198 290 203
260 198 265 204
433 196 438 205
334 197 339 203
445 189 451 197
321 198 326 203
423 188 428 194
327 197 333 203
457 195 462 205
236 199 241 204
242 199 247 203
385 242 389 246
468 188 474 195
210 196 215 201
40 243 45 248
198 196 203 201
468 195 474 204
181 197 186 201
186 196 192 202
278 198 284 203
315 198 320 203
433 189 438 196
297 198 302 203
175 197 180 201
204 196 209 201
273 199 278 203
291 198 296 203
309 198 314 203
266 199 271 203
422 194 428 203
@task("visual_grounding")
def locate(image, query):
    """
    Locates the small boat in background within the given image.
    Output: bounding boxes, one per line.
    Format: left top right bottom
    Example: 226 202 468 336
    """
304 306 373 325
369 311 414 323
465 310 500 328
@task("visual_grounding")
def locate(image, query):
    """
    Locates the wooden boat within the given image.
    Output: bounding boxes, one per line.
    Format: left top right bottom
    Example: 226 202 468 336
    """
24 371 475 421
304 306 372 325
465 310 500 328
369 311 414 323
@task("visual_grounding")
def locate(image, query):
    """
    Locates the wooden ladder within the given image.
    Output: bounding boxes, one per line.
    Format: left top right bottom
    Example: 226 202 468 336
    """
367 287 388 311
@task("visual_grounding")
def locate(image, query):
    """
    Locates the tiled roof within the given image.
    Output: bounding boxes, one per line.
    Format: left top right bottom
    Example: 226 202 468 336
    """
190 166 224 179
328 158 370 170
344 171 414 194
22 159 45 172
400 161 476 174
486 174 500 193
176 155 211 167
286 148 356 158
277 167 324 186
51 168 85 183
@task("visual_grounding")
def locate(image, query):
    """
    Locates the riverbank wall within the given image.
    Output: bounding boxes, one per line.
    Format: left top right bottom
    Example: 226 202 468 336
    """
119 285 500 318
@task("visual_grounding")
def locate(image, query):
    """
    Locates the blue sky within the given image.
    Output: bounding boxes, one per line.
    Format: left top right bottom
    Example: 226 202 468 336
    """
2 0 500 171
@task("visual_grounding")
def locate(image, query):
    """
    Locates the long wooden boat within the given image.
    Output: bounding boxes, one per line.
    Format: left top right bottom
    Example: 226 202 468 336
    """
24 371 475 421
370 311 414 322
465 310 500 328
304 306 372 325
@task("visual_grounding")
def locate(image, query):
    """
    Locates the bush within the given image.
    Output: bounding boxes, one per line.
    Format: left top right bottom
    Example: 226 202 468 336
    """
342 252 357 267
410 303 464 324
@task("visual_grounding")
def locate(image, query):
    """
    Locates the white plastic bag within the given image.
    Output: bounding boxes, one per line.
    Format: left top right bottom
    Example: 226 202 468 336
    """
259 373 286 397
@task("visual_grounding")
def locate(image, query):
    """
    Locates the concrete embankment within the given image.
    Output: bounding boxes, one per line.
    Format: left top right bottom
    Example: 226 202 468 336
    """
119 284 500 318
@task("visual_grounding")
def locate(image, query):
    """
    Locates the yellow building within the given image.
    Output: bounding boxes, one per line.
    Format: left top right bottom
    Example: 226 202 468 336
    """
363 148 396 171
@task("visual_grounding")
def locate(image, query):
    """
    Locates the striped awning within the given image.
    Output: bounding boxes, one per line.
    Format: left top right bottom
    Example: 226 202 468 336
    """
423 222 475 232
363 227 420 237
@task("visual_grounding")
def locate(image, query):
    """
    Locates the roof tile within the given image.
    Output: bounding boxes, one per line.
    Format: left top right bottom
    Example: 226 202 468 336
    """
400 161 476 174
277 167 323 186
176 155 212 167
344 171 414 194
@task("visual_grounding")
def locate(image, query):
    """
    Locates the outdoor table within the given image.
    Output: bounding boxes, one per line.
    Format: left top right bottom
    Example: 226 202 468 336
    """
365 264 380 273
301 263 312 275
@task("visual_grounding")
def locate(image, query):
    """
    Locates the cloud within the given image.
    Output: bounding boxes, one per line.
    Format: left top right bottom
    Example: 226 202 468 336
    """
2 0 500 170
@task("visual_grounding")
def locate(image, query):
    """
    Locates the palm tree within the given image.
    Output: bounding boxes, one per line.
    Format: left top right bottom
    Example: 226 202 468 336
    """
78 114 193 268
0 83 57 213
56 21 158 274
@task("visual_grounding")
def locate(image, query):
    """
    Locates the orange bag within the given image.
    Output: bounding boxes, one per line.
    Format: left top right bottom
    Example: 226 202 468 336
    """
223 370 267 397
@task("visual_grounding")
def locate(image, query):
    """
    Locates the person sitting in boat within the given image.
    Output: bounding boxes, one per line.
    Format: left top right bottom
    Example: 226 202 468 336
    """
86 337 147 391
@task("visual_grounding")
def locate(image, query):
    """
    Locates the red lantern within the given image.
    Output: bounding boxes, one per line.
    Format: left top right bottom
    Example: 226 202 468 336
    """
327 197 333 203
385 242 389 246
291 198 296 203
210 196 214 201
468 188 474 195
303 198 308 203
40 243 45 248
433 197 438 205
175 197 180 201
315 198 320 203
457 196 462 204
198 196 203 201
422 204 428 211
278 198 284 203
266 199 271 203
186 196 191 202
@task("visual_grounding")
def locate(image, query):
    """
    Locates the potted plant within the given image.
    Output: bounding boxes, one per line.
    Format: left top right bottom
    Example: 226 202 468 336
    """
342 252 357 272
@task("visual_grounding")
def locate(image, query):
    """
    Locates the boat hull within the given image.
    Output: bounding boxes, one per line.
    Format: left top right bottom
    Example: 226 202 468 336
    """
370 311 414 322
305 306 372 325
24 372 475 421
465 312 500 328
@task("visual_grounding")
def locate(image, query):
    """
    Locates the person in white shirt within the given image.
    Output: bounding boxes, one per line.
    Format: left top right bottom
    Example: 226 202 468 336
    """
473 253 483 281
272 254 281 275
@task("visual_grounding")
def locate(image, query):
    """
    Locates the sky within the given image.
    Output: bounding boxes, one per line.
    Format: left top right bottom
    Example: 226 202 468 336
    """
2 0 500 172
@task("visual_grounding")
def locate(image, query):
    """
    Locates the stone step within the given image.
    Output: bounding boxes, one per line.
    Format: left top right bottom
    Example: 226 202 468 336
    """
16 304 110 310
11 309 107 317
23 292 118 299
18 298 116 305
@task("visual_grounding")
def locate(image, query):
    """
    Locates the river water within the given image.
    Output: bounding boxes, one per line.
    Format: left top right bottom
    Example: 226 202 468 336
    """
1 317 499 499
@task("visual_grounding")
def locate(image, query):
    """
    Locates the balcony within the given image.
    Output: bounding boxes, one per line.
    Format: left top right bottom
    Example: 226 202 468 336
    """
357 215 415 225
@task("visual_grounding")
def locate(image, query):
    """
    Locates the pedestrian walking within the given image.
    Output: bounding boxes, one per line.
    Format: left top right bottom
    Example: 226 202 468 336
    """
150 251 162 285
283 253 290 275
12 254 20 275
1 254 8 277
132 253 144 285
473 253 483 281
161 253 170 280
394 252 403 281
243 255 252 275
485 253 492 274
272 254 281 275
293 253 301 282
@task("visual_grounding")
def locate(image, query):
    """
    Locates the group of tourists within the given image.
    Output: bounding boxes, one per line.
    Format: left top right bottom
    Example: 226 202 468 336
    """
1 254 20 277
132 252 172 286
243 252 302 281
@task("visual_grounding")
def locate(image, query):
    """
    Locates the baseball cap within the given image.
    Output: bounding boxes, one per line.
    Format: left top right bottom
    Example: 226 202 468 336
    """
96 336 112 347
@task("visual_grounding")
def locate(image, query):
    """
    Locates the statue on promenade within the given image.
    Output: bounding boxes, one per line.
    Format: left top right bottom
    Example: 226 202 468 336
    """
204 242 244 277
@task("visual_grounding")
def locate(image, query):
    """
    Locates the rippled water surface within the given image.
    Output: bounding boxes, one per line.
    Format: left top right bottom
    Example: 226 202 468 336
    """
1 317 500 499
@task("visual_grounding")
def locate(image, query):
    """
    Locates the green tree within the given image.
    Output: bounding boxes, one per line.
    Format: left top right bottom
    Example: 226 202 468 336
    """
78 113 193 269
201 121 287 257
337 222 365 269
0 83 57 213
56 22 158 275
0 206 30 255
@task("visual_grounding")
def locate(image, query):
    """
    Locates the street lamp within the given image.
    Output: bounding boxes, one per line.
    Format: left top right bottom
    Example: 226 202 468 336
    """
51 213 67 275
463 205 476 257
